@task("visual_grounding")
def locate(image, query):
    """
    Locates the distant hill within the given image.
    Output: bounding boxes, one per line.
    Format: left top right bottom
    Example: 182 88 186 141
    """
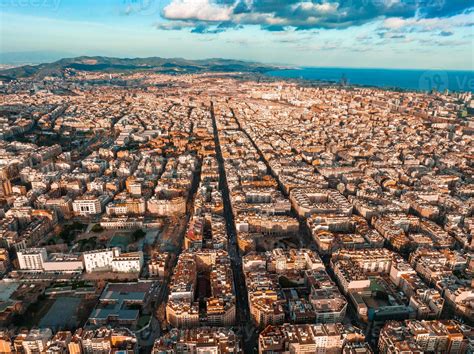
0 56 277 81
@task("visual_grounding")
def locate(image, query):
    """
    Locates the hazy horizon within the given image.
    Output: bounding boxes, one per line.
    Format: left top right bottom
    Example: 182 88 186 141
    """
1 51 474 72
1 1 473 70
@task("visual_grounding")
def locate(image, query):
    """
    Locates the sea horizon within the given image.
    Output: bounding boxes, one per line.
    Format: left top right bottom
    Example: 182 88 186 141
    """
267 67 474 93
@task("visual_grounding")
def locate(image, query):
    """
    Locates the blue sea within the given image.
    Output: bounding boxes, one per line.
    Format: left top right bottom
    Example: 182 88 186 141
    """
267 67 474 93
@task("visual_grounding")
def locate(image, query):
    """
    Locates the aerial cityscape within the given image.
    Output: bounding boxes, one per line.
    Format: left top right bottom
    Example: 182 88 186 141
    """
0 1 473 354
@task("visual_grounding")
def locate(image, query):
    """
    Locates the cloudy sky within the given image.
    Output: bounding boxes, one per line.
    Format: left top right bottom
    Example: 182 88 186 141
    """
1 0 473 69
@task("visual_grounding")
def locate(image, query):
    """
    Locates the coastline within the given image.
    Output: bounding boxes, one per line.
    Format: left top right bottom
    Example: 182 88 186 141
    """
265 67 474 93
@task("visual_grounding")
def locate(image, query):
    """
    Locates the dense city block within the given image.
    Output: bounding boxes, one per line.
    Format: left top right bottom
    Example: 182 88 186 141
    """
0 69 472 353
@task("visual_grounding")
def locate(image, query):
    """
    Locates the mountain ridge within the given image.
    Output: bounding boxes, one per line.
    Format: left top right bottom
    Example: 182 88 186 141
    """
0 55 278 81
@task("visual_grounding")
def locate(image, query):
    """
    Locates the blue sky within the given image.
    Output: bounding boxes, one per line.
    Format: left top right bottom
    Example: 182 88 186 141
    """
1 0 473 69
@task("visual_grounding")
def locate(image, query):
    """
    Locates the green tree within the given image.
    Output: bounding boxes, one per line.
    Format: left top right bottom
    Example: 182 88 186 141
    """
132 229 146 241
91 224 104 233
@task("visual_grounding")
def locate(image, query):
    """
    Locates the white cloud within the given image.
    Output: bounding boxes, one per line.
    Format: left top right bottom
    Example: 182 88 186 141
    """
159 0 474 33
382 17 409 30
163 0 234 22
293 2 339 15
155 20 197 30
382 13 474 32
